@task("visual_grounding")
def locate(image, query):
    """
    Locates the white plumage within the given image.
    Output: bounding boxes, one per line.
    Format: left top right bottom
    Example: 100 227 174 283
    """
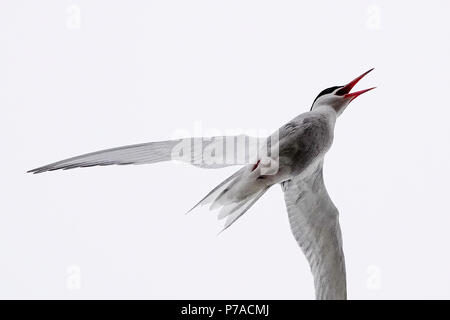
29 69 375 300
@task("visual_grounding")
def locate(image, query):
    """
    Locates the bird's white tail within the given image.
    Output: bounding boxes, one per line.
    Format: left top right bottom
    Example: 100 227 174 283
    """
188 168 268 232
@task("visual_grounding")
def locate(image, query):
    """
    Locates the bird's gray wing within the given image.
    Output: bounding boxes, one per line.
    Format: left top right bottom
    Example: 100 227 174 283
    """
281 161 346 300
28 135 262 174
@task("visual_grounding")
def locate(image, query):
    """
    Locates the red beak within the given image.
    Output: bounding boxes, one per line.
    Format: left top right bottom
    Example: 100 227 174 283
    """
337 68 376 101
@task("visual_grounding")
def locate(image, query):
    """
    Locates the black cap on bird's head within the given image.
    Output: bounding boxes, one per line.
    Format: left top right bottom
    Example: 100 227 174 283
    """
311 68 376 114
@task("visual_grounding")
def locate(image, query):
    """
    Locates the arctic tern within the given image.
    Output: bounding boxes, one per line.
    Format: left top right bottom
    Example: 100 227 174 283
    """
29 68 376 300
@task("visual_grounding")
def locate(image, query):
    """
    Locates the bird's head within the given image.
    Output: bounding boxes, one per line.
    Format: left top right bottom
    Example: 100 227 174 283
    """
311 68 375 116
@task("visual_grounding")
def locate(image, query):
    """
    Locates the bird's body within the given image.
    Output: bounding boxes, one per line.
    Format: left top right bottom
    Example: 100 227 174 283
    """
194 107 337 226
274 107 336 178
29 69 375 300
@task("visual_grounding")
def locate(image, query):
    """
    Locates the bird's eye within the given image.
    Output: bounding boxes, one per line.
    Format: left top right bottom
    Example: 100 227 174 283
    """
335 86 347 96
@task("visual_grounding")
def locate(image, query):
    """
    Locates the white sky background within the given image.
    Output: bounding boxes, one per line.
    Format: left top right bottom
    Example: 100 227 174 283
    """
1 0 450 299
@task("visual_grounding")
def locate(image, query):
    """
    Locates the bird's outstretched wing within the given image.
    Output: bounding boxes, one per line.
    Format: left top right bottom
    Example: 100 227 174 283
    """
281 161 346 300
28 135 262 174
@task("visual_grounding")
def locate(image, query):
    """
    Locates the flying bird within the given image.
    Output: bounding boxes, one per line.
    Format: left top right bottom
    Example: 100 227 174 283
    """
29 69 375 300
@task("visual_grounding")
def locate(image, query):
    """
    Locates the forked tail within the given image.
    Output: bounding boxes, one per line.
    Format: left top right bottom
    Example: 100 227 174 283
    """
188 167 268 233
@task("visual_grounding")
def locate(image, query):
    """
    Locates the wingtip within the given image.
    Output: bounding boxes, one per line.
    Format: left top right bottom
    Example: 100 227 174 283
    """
27 166 48 174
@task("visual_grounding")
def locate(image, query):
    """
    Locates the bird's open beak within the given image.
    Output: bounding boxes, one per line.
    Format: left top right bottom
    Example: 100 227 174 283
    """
337 68 376 100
